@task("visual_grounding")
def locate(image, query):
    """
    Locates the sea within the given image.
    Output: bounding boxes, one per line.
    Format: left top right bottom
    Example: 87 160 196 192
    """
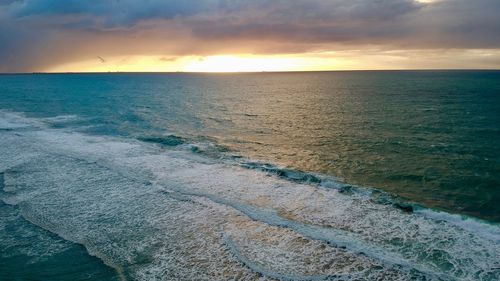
0 71 499 280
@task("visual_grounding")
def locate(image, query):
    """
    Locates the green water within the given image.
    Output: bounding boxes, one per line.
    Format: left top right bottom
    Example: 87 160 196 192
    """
1 71 498 221
0 71 499 280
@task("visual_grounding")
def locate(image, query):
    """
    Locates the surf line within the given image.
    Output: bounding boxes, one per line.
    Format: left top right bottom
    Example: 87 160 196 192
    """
222 234 357 281
157 186 454 281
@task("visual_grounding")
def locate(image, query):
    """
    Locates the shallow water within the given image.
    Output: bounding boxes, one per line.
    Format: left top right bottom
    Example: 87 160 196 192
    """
0 71 499 280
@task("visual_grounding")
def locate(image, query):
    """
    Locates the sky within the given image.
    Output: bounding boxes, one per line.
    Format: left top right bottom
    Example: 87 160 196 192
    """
0 0 499 72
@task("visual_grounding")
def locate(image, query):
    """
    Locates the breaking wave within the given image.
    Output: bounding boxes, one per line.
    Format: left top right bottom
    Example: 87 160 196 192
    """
1 110 499 281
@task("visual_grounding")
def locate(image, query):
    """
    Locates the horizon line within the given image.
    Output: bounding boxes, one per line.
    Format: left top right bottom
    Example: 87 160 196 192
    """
1 68 500 75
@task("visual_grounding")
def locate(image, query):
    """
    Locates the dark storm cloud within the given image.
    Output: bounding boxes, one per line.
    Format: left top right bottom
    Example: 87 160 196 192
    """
6 0 421 28
7 0 214 27
189 0 500 48
0 0 499 71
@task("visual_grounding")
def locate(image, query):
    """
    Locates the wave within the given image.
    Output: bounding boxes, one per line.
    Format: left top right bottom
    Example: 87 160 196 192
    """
138 135 186 146
1 110 499 281
240 162 325 185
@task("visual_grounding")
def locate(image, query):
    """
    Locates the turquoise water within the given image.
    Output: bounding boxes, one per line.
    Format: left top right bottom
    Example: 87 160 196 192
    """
0 71 499 280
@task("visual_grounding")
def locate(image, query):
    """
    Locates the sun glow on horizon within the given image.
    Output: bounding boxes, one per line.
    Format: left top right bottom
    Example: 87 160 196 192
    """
44 48 500 73
183 55 315 72
46 54 354 73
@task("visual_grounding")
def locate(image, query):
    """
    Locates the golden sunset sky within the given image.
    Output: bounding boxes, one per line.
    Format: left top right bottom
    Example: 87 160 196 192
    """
1 0 499 72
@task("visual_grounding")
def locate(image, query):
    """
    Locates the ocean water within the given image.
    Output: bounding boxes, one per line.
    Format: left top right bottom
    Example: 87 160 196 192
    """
0 71 499 280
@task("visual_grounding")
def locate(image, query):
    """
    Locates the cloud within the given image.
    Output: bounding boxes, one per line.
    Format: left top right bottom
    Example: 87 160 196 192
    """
0 0 499 71
159 56 178 62
5 0 422 28
6 0 219 28
188 0 500 48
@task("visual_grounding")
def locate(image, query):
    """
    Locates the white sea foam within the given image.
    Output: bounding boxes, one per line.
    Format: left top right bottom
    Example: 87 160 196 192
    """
0 111 39 130
42 114 83 123
1 111 499 281
414 208 500 243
